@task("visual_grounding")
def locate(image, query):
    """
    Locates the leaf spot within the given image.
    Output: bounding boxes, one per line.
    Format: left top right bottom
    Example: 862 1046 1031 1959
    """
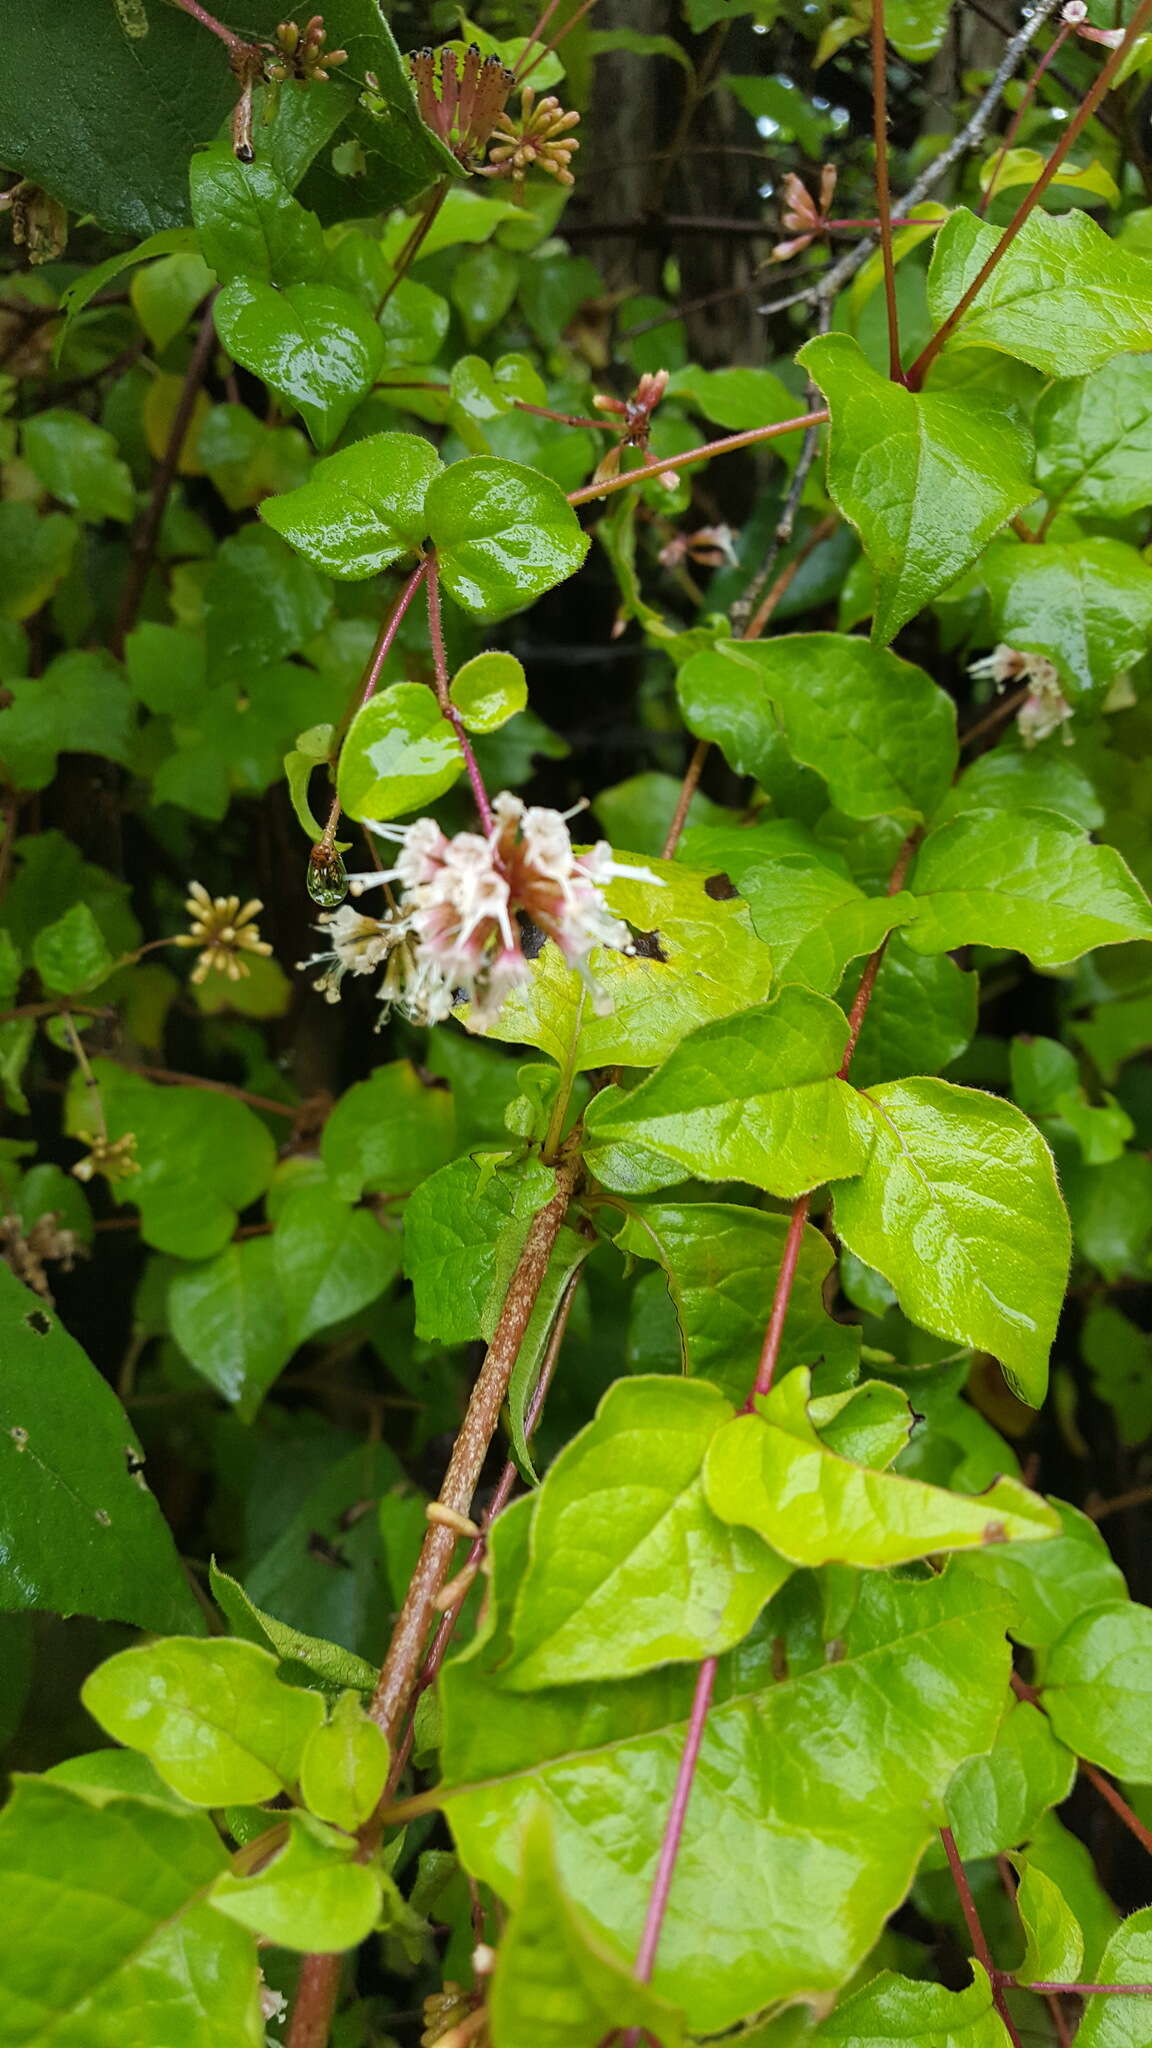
94 1508 111 1526
982 1520 1008 1545
9 1425 28 1449
23 1309 51 1336
704 871 738 901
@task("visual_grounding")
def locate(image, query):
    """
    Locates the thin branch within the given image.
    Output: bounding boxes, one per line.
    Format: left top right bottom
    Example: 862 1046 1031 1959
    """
940 1826 1024 2047
165 0 250 52
1081 1759 1152 1857
960 684 1030 752
106 1060 298 1120
871 0 904 381
978 18 1076 217
1085 1482 1152 1520
112 298 216 657
739 507 837 643
1012 1982 1152 1996
908 0 1152 386
426 556 494 833
660 740 710 860
751 1198 812 1402
567 412 827 507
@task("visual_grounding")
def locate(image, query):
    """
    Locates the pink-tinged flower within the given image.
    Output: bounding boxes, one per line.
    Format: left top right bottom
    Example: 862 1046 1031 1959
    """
968 644 1074 747
342 793 660 1029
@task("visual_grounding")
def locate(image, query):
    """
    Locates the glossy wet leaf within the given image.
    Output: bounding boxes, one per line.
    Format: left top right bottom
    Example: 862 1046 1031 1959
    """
260 433 441 578
704 1367 1058 1568
82 1637 325 1805
945 1700 1076 1859
834 1078 1069 1404
0 1777 263 2047
844 937 978 1090
321 1058 458 1201
489 1806 687 2048
299 1690 390 1832
501 1377 790 1688
812 1964 1010 2046
800 332 1035 643
214 279 384 449
22 409 134 524
0 1263 201 1633
425 457 589 622
450 650 528 733
927 207 1152 374
1014 1864 1084 1986
189 145 325 288
585 987 868 1199
985 539 1152 697
957 1500 1128 1649
1045 1600 1152 1778
337 681 463 823
907 809 1152 967
733 853 915 996
212 1813 381 1950
1035 355 1152 520
440 1502 1014 2031
677 634 957 822
483 854 774 1071
613 1201 860 1403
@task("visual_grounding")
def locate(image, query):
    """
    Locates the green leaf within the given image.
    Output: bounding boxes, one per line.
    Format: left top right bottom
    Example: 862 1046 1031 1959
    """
943 737 1103 833
425 458 590 623
812 1964 1010 2046
666 363 799 432
500 1377 790 1688
613 1201 860 1404
321 1058 458 1201
0 1263 201 1632
0 1777 262 2047
0 651 135 792
984 538 1152 697
56 227 200 344
1045 1600 1152 1779
1014 1864 1084 1986
168 1240 294 1422
704 1367 1058 1568
981 148 1118 206
489 1806 687 2048
844 938 978 1090
1020 1813 1119 1978
0 504 77 622
927 207 1152 375
83 1637 326 1805
130 250 216 353
834 1078 1070 1404
584 988 869 1200
189 144 325 288
799 333 1035 644
450 650 528 733
299 1690 390 1831
22 409 134 524
440 1502 1014 2030
260 433 442 578
273 1184 401 1345
1065 1151 1152 1280
403 1153 556 1344
732 853 915 996
677 635 957 823
906 809 1152 967
336 680 463 823
209 1562 379 1696
957 1500 1128 1649
66 1063 276 1260
1081 1303 1152 1446
945 1699 1076 1859
482 853 774 1072
214 279 384 450
205 524 330 680
1035 355 1152 520
211 1812 381 1949
1075 1909 1152 2043
32 901 114 995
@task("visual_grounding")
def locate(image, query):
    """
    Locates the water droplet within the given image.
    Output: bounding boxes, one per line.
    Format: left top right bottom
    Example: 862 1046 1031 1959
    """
307 845 348 908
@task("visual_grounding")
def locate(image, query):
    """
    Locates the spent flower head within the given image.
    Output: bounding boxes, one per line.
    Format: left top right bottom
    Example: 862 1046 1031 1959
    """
266 15 347 81
173 882 274 985
71 1130 140 1186
409 43 515 169
968 644 1074 748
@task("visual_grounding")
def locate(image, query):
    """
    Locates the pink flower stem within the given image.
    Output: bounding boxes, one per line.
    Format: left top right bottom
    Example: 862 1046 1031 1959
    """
978 23 1074 218
1006 1982 1152 1996
631 1656 718 1990
425 556 494 834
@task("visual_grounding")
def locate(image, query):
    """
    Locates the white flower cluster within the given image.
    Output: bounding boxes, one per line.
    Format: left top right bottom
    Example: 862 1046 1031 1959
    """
968 643 1075 748
300 792 659 1030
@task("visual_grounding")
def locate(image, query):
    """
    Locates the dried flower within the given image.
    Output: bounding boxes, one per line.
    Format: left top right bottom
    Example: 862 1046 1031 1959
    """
592 369 670 487
328 794 660 1031
173 882 274 984
0 1211 84 1304
481 85 581 186
259 1979 288 2024
409 44 515 170
968 644 1075 748
659 522 740 571
266 15 347 82
71 1130 140 1186
771 164 837 262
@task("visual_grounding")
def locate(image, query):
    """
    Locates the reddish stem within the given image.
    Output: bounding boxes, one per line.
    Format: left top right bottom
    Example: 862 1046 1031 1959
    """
870 0 904 382
567 413 828 506
660 740 710 860
1081 1759 1152 1857
908 0 1152 388
751 1198 812 1402
168 0 247 51
632 1658 718 1982
425 557 494 834
978 22 1075 218
1016 1983 1152 1996
940 1826 1024 2047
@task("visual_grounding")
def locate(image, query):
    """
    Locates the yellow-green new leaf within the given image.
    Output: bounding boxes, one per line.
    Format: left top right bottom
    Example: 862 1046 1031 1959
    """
211 1813 382 1952
299 1690 390 1833
1014 1865 1085 1987
834 1079 1070 1404
703 1368 1059 1568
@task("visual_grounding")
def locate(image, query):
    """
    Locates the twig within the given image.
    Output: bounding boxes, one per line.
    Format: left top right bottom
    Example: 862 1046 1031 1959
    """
1081 1759 1152 1857
871 0 904 381
978 17 1076 216
940 1826 1024 2047
631 1658 718 1987
319 560 431 855
758 0 1064 322
660 741 710 860
106 1060 298 1119
739 507 837 643
909 0 1152 386
1010 1982 1152 1996
166 0 251 52
567 412 827 507
426 556 494 833
960 685 1029 752
112 298 216 657
1085 1482 1152 1520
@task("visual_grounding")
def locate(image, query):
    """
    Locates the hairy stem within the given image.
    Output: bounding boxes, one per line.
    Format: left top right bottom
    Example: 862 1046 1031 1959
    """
660 740 710 860
112 298 216 657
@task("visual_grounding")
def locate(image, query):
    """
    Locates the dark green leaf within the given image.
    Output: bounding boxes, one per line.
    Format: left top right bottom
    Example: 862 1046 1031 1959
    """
189 144 325 287
1045 1601 1152 1778
985 539 1152 697
1035 355 1152 520
22 409 134 524
214 279 384 449
0 652 135 792
321 1058 458 1200
169 1240 294 1421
